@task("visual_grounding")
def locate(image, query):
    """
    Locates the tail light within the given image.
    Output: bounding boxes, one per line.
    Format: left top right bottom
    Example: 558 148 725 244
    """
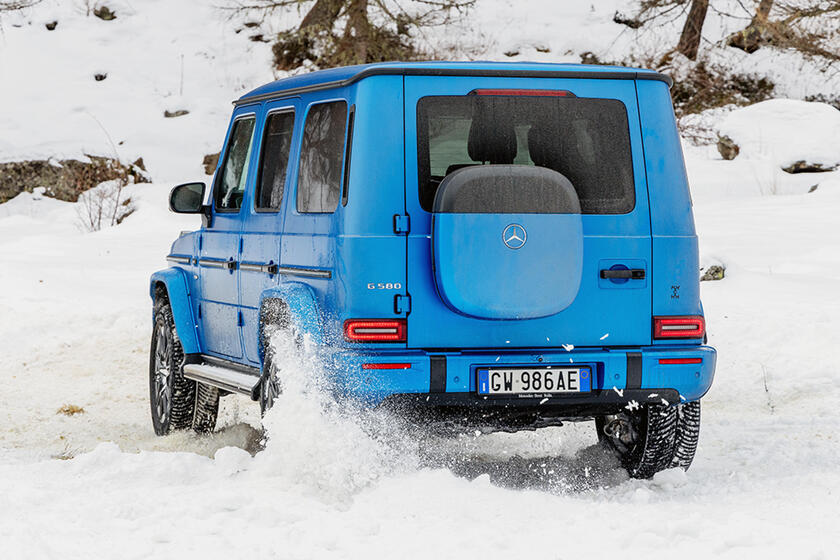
653 316 705 339
470 89 576 97
344 319 406 343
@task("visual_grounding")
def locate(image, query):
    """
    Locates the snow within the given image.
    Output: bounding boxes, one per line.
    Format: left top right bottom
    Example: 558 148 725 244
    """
718 99 840 170
2 0 840 558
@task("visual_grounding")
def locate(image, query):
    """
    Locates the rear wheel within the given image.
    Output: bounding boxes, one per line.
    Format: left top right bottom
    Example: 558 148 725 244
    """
670 401 701 470
149 298 219 435
595 403 681 479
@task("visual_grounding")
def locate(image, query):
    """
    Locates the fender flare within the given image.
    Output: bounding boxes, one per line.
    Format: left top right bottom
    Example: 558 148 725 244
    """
150 268 200 355
258 282 323 362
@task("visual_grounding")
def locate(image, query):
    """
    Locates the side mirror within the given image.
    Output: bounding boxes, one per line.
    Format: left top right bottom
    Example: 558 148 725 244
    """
169 182 206 214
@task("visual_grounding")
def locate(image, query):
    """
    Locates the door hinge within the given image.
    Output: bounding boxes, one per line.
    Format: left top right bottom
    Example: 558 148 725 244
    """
237 310 244 327
394 293 411 314
393 214 410 235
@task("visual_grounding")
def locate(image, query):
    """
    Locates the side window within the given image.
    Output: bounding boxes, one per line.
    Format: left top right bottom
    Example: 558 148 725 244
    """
215 116 256 212
256 111 295 211
297 101 348 213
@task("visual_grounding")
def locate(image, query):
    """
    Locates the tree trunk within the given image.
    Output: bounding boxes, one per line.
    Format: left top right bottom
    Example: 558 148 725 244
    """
300 0 344 31
677 0 710 60
344 0 370 64
753 0 774 24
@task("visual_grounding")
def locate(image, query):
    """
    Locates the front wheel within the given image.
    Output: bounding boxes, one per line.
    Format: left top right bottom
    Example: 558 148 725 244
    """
149 299 218 435
596 401 700 479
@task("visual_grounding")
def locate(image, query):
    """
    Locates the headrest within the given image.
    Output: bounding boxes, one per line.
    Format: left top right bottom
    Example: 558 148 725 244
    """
527 120 563 170
467 101 517 164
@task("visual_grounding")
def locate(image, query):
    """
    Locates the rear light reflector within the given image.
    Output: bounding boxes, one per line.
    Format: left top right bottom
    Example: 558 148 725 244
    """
470 89 576 97
659 358 703 365
362 363 411 370
653 316 706 339
344 319 407 343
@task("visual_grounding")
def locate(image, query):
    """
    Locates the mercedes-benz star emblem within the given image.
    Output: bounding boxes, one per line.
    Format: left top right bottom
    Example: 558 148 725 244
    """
503 224 527 250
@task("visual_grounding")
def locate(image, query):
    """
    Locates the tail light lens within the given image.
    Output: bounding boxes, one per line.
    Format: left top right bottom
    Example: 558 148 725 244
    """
658 358 703 365
362 363 411 370
344 319 406 343
653 316 705 339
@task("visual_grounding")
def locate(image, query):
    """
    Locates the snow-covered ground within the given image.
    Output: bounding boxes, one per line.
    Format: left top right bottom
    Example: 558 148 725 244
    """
2 1 840 558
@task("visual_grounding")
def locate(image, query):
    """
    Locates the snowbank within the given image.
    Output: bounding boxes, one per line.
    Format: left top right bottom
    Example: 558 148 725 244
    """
718 99 840 170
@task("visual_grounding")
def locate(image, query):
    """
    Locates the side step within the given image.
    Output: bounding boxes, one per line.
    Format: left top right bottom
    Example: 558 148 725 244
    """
183 363 261 400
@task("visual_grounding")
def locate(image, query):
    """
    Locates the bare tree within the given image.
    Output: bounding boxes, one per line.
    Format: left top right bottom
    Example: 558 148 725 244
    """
676 0 709 60
229 0 475 70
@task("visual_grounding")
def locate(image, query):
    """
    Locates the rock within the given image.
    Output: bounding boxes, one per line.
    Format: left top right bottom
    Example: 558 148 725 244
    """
164 109 189 118
94 73 107 81
808 184 819 193
717 135 739 160
700 265 725 282
243 21 260 28
249 34 269 43
503 50 520 58
131 157 146 172
202 152 220 175
535 44 551 53
93 5 116 21
782 160 837 174
45 21 57 31
0 156 150 204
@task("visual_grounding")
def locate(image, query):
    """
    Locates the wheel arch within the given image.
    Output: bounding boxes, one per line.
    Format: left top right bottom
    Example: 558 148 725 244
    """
257 282 323 364
150 268 200 355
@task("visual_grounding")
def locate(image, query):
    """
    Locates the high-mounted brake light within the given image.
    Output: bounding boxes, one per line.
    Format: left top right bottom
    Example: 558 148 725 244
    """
653 316 706 339
344 319 407 343
469 89 576 97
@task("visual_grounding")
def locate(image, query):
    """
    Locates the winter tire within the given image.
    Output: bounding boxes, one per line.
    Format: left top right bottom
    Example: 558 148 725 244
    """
595 403 678 479
670 400 701 470
149 298 219 435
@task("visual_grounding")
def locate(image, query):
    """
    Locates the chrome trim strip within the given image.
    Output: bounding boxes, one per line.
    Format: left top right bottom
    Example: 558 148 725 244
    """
166 254 192 265
277 265 332 279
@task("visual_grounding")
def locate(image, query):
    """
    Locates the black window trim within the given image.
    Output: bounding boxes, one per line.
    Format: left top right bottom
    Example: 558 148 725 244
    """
341 104 356 207
295 98 350 215
254 106 296 214
415 94 637 216
213 112 258 214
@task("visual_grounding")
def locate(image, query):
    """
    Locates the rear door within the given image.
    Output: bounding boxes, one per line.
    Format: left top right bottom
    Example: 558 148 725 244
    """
239 100 299 365
404 75 652 349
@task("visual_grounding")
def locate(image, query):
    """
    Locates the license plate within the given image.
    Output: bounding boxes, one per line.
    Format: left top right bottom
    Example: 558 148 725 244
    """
476 367 591 396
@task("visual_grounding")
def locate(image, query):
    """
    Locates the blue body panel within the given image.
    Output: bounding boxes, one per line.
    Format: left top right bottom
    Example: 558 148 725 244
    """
150 62 715 409
150 267 200 355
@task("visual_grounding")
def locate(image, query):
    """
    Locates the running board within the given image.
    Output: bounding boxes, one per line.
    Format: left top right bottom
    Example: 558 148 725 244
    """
183 363 261 400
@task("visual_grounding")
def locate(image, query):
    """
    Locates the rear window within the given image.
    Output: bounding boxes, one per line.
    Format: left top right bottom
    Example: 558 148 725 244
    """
417 95 635 214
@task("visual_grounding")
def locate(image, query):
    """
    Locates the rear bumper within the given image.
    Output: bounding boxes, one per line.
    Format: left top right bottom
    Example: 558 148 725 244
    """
327 345 716 412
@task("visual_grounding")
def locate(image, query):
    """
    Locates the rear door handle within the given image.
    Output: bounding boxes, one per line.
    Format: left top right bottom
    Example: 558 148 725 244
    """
600 268 645 280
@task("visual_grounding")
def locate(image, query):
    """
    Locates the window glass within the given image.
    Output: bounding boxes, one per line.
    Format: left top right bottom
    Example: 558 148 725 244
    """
297 101 348 213
256 111 295 211
417 96 635 214
215 116 256 211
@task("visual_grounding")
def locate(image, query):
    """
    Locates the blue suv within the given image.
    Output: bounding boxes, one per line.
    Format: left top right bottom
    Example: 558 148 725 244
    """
150 62 716 478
